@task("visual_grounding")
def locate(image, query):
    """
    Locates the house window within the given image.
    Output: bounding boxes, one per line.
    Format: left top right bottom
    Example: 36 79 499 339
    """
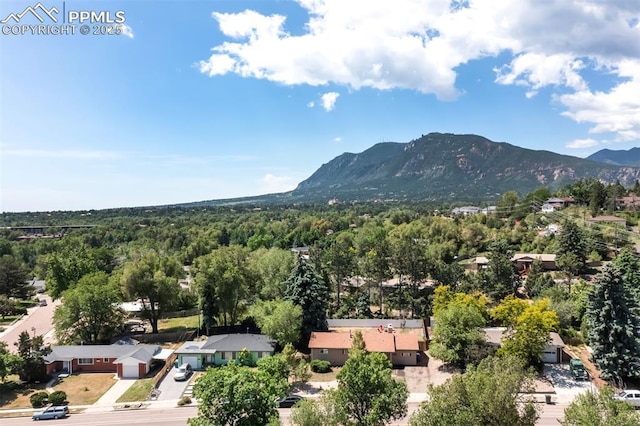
261 352 271 358
320 349 329 354
78 358 93 365
342 349 348 355
220 352 225 360
103 358 110 363
401 352 412 357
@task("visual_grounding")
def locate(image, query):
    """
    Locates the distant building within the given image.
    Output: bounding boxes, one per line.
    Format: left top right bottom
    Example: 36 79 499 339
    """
451 206 481 215
587 215 627 226
541 203 555 213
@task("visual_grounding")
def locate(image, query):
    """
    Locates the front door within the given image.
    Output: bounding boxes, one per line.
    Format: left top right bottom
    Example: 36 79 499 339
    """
63 360 72 374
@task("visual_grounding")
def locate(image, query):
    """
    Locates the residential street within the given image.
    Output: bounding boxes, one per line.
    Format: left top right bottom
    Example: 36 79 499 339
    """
0 295 60 352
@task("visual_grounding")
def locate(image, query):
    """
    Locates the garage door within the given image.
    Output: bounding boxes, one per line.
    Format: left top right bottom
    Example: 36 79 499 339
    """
542 349 558 364
181 356 198 370
122 364 140 378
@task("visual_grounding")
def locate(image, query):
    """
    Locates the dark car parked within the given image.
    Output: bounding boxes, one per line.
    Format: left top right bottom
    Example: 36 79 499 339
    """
277 395 304 408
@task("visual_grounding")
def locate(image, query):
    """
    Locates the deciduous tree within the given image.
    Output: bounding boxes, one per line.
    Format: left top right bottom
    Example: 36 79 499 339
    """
53 271 125 344
121 250 183 333
561 387 640 426
250 299 303 347
409 356 539 426
189 361 287 426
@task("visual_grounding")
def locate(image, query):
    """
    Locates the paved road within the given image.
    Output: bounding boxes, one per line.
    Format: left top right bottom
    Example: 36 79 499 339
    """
1 401 565 425
0 295 60 352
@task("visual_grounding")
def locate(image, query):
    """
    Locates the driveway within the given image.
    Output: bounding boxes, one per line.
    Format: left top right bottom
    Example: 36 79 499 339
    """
0 295 60 352
544 363 594 403
155 366 193 400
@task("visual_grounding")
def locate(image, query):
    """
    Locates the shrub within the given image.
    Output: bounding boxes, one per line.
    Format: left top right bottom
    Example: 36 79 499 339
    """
310 360 331 373
177 396 192 406
48 390 67 406
30 391 49 408
237 348 256 367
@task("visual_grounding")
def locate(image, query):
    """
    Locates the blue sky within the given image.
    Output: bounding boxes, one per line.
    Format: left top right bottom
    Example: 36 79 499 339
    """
1 0 639 212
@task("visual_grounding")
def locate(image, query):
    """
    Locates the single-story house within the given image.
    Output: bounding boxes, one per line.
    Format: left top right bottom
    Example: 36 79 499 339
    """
483 327 565 363
327 319 427 338
511 253 557 272
44 344 172 378
309 331 420 366
467 256 489 272
174 334 275 369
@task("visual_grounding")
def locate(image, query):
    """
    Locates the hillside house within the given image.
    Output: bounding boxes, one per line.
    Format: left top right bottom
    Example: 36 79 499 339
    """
511 253 557 272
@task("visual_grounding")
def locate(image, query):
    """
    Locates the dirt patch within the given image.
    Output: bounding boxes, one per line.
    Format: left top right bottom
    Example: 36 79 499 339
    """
424 356 458 388
396 366 429 393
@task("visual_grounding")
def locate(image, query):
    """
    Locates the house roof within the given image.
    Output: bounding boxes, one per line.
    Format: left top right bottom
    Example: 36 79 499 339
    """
309 331 416 353
327 319 425 330
511 253 557 262
472 256 489 264
588 215 626 224
483 327 564 348
394 334 420 351
176 334 275 354
45 344 160 363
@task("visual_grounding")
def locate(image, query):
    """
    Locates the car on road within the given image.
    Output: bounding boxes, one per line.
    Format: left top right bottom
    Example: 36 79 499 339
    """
277 395 304 408
32 405 69 420
569 358 589 380
613 389 640 408
173 363 192 381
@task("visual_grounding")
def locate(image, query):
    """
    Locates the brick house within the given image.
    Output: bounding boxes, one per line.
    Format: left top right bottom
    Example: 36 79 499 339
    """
44 344 170 378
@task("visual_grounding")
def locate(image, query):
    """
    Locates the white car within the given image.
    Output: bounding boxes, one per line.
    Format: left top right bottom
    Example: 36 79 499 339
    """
173 363 192 381
613 390 640 408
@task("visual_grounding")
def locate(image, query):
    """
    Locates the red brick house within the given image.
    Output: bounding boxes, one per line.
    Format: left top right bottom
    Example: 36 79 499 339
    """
44 344 170 378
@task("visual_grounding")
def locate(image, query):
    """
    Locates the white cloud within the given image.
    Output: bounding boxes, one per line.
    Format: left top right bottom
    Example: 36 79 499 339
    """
199 0 640 142
307 101 315 107
260 174 296 193
321 92 339 111
119 24 134 38
334 136 342 143
566 138 599 149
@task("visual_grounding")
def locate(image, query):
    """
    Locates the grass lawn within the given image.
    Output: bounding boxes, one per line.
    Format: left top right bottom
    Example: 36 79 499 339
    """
116 378 155 403
157 315 199 333
0 315 22 325
54 374 117 406
0 376 47 409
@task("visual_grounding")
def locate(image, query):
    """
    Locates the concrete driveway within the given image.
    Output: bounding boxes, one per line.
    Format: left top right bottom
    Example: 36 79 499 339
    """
544 363 594 403
155 366 193 401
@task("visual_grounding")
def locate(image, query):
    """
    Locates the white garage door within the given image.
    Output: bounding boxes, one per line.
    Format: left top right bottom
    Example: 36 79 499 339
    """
542 349 558 364
122 364 140 378
181 356 198 369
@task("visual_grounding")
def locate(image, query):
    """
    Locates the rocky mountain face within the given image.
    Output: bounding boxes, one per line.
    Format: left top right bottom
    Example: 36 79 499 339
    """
292 133 640 202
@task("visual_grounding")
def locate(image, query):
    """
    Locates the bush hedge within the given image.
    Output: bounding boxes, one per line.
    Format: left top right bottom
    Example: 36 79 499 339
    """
48 390 67 406
30 391 49 408
310 359 331 373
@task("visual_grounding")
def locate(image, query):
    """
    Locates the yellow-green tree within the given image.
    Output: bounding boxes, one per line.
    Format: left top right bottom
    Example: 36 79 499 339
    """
491 296 559 367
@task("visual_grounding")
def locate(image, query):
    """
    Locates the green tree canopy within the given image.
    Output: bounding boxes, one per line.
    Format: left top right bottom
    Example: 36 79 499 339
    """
562 387 640 426
0 255 30 299
189 361 287 426
53 271 125 344
284 258 329 343
409 356 539 426
330 331 408 426
250 299 303 347
121 250 183 333
585 264 640 384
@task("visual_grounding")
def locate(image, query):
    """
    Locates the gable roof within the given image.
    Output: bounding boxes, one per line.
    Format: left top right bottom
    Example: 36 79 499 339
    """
511 253 556 262
176 334 275 354
45 344 160 363
483 327 564 348
394 334 420 351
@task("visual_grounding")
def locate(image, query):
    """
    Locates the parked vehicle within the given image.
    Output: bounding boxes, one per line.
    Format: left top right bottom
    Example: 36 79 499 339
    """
614 390 640 408
569 358 589 380
173 363 192 381
32 405 69 420
277 395 304 408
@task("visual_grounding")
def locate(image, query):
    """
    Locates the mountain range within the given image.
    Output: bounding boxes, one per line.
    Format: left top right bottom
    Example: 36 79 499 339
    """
587 148 640 167
181 133 640 207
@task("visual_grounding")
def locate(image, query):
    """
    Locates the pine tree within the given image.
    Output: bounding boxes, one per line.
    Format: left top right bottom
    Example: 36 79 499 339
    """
284 257 329 343
558 220 587 273
586 264 640 384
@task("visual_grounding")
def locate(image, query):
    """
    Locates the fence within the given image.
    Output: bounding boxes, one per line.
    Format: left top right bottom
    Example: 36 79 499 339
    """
152 351 178 388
